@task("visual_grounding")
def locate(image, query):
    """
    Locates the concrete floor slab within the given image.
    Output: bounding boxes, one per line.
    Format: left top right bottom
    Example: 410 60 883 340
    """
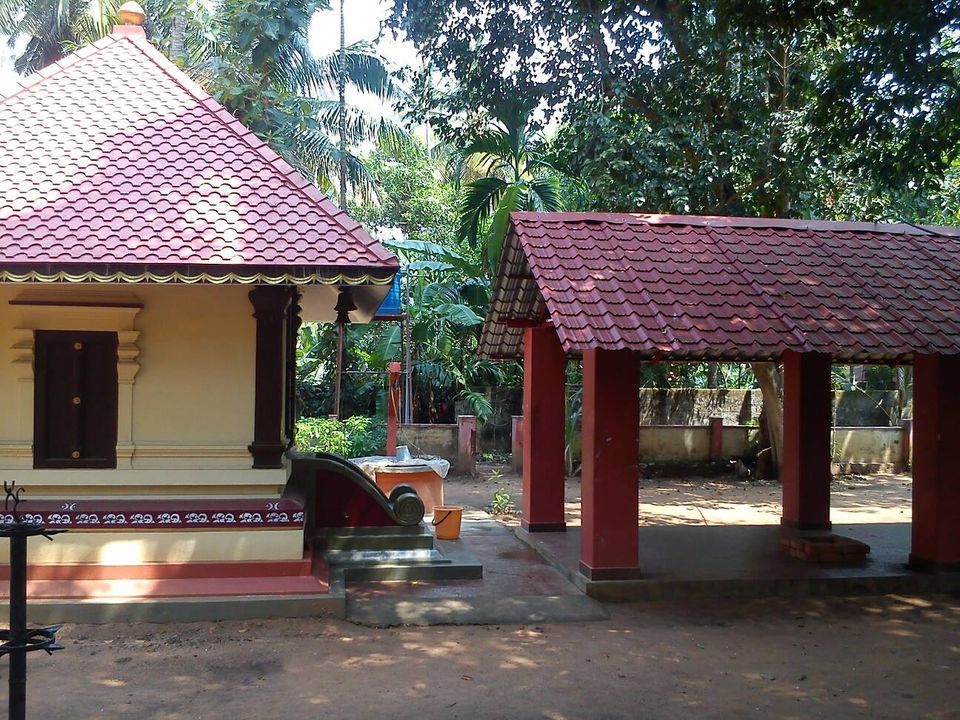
517 523 960 602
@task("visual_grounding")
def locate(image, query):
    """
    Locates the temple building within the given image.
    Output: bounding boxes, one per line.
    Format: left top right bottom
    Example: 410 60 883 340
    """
0 10 397 598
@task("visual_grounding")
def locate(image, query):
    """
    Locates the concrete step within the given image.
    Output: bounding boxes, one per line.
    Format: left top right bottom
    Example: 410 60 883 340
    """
323 548 449 566
6 592 344 625
5 574 331 601
313 530 435 552
342 560 483 583
315 525 482 584
347 594 608 627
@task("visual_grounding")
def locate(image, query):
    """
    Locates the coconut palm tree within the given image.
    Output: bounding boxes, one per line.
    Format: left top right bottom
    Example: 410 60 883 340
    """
185 0 408 199
454 102 569 273
0 0 408 199
0 0 120 73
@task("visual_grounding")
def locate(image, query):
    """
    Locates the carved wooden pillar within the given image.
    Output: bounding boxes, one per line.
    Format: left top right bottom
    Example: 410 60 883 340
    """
248 286 291 469
284 289 302 447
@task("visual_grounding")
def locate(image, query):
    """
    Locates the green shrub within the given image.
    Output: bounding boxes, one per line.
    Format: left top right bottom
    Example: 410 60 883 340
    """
488 487 513 515
295 416 387 458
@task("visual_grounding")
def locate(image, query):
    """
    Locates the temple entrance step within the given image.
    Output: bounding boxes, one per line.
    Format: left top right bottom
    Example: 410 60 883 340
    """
339 555 482 583
314 526 483 583
323 548 448 566
313 526 435 553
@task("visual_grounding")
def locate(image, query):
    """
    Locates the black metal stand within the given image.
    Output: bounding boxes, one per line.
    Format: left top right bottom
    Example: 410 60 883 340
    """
0 482 65 720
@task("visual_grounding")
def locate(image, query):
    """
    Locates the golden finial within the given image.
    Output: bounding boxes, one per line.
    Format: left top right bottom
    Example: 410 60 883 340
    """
117 1 146 25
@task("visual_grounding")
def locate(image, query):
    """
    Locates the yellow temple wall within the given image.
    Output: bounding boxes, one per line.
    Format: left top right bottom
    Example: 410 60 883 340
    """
0 283 287 497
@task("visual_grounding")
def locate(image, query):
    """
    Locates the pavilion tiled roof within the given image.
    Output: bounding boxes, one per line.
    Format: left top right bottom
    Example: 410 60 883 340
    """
479 212 960 364
0 25 397 284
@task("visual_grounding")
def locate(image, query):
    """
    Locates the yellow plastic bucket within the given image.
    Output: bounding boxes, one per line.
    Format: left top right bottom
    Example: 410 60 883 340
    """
431 505 463 540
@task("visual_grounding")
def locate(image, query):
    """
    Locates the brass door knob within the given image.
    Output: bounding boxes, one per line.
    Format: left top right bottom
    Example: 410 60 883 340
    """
71 450 80 459
72 396 81 405
74 342 83 351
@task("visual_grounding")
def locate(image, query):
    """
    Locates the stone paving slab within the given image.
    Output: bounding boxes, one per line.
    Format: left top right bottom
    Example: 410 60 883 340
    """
345 510 606 626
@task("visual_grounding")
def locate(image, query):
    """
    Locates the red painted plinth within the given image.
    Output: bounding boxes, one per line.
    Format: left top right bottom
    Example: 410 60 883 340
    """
781 351 832 531
580 349 642 579
521 327 567 532
910 354 960 570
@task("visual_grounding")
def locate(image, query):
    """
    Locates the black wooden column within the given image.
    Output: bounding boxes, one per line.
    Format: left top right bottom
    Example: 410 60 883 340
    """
248 286 291 469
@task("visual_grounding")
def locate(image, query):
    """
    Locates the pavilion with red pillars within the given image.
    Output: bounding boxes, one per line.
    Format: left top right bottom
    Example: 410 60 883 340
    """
480 213 960 581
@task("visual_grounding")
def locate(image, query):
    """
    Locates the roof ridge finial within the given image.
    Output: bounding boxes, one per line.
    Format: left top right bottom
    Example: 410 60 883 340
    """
117 1 146 26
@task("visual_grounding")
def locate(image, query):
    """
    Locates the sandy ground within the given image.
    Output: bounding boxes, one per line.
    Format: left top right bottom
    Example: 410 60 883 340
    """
452 463 913 528
10 468 960 720
18 595 960 719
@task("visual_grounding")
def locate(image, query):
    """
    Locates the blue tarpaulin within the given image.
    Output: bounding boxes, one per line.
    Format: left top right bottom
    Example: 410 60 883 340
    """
374 270 404 318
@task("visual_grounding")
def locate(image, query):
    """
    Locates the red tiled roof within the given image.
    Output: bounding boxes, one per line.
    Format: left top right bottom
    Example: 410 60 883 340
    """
0 25 397 279
480 213 960 363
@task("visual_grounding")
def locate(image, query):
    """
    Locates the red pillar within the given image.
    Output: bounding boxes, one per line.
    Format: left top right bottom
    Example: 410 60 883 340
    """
910 353 960 570
580 349 642 579
521 327 567 532
781 350 833 531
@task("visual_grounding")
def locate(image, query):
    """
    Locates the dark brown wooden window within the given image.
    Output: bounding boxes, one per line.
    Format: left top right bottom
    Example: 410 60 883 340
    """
33 330 119 469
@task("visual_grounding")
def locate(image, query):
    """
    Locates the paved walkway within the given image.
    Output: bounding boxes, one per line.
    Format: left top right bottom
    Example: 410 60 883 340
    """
345 468 940 619
346 510 606 626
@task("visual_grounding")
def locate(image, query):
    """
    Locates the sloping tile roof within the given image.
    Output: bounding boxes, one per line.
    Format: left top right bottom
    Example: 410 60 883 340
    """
480 212 960 363
0 25 397 281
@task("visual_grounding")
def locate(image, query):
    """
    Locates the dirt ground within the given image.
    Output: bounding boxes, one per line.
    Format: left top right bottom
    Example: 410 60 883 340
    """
453 463 913 528
11 469 960 720
19 594 960 719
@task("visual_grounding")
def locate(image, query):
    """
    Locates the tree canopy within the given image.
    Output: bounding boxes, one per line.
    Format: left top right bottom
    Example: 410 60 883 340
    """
388 0 960 220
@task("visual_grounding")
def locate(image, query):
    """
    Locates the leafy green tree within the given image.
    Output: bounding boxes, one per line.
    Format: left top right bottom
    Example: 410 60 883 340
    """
387 0 959 471
301 143 520 424
1 0 408 199
189 0 408 198
0 0 119 72
349 144 462 253
380 238 510 422
388 1 960 218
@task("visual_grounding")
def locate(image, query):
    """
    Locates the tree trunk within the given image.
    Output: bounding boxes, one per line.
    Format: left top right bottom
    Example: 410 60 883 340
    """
706 362 718 389
337 0 348 207
752 361 782 473
170 7 186 64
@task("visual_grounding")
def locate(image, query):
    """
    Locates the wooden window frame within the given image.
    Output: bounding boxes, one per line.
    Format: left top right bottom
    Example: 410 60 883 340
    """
33 330 119 470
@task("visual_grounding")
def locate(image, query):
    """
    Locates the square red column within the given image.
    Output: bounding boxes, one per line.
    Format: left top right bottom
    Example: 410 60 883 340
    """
781 350 833 530
910 353 960 570
580 349 642 579
521 326 567 532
